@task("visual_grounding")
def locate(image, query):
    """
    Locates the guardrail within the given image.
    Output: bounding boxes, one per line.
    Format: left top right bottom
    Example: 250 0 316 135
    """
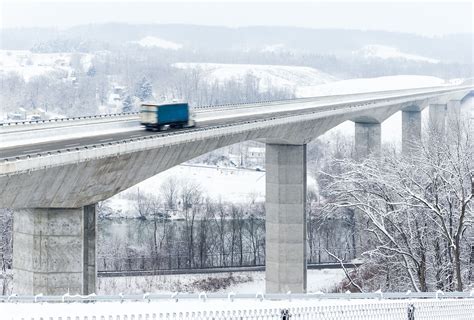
97 262 362 277
2 292 474 320
0 112 139 127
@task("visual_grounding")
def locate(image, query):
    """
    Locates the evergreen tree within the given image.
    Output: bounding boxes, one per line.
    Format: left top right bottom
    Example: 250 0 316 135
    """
136 77 153 101
122 95 133 112
86 65 96 77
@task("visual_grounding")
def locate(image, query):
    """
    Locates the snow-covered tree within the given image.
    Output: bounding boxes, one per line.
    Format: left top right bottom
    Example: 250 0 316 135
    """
122 95 133 112
321 118 473 292
136 77 153 101
86 65 96 77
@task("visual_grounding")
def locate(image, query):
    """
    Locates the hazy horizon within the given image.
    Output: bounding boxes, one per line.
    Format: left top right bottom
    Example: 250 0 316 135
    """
2 2 472 36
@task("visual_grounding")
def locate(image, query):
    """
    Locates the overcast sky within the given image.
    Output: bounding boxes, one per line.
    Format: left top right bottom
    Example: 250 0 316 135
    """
1 1 472 36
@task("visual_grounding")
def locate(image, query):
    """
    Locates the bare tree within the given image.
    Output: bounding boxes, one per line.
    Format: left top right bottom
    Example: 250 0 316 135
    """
0 209 12 295
321 118 472 292
181 180 203 268
161 177 179 210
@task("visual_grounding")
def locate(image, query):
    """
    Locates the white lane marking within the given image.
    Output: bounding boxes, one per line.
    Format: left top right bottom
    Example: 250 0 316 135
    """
65 143 80 147
99 138 114 142
21 149 41 153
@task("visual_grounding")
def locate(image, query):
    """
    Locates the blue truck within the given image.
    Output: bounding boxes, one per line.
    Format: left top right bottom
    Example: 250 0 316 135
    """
140 102 195 131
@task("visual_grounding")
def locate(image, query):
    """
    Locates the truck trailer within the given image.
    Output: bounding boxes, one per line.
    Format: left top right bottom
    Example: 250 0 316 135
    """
140 102 195 131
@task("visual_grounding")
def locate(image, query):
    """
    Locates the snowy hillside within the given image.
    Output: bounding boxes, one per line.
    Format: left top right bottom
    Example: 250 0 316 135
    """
172 62 337 92
131 36 183 50
355 45 439 63
296 75 448 97
0 50 93 81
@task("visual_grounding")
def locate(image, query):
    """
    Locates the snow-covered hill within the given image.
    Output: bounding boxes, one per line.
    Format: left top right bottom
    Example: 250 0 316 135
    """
355 45 439 63
0 50 93 81
131 36 183 50
296 75 449 97
172 62 337 92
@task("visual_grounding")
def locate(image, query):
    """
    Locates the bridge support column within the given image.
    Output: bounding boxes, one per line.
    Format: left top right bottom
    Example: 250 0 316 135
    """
447 100 462 124
402 110 421 154
429 103 447 138
265 143 306 293
12 205 96 295
354 122 381 160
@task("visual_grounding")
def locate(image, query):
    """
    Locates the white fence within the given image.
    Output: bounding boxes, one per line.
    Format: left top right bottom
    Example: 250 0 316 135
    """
2 292 474 320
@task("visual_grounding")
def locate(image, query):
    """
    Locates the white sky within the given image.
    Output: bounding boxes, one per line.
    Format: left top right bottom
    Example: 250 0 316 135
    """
1 1 473 36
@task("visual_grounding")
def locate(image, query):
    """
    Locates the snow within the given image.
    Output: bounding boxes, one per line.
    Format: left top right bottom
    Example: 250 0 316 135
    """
261 43 286 53
0 297 402 320
131 164 268 202
98 269 345 295
355 44 439 63
172 62 337 92
132 36 183 50
106 164 317 218
296 75 447 98
0 50 93 81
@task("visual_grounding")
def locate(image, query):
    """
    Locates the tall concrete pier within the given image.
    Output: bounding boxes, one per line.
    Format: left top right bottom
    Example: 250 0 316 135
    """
13 205 96 295
265 144 307 293
447 99 462 123
354 122 381 160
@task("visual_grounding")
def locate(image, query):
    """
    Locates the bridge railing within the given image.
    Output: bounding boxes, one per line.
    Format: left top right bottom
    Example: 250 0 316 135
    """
2 292 474 320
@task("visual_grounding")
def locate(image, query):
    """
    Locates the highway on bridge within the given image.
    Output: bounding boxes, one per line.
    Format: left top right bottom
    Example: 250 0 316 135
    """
1 85 470 160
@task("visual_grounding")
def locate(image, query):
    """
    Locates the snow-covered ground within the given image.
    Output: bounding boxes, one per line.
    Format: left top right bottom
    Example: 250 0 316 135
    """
107 164 317 217
296 75 447 97
4 297 472 320
172 62 337 92
98 269 345 294
0 50 93 81
131 36 183 50
354 44 439 63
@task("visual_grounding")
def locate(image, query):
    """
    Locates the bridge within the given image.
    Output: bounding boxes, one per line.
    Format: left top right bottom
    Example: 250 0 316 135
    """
0 85 472 295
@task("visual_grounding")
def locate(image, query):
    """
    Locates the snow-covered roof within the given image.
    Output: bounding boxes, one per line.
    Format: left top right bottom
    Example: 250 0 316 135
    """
131 36 182 50
248 147 265 153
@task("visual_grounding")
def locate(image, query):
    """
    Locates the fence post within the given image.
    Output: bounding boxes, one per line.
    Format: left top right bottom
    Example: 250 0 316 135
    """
407 304 415 320
281 309 291 320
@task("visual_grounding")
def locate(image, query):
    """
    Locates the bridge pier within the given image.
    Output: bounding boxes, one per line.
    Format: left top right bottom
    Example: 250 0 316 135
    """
265 143 307 293
402 110 422 154
447 100 462 123
354 122 381 160
12 205 96 295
